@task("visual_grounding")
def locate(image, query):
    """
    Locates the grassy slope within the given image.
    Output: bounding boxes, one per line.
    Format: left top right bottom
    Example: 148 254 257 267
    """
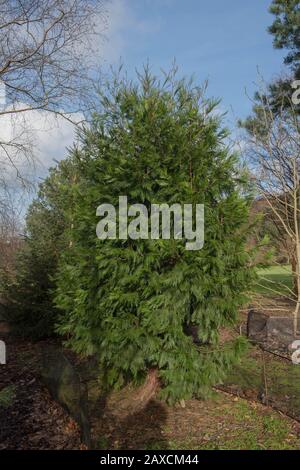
256 265 293 296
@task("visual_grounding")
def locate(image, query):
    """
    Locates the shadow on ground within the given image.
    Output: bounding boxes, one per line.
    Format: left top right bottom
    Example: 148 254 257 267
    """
91 397 168 450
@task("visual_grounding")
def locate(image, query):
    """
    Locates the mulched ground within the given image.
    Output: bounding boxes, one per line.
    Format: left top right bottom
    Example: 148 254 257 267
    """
0 335 81 450
1 322 300 450
90 391 300 450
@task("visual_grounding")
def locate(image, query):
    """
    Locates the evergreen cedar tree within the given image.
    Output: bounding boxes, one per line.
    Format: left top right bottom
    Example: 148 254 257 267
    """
54 70 255 402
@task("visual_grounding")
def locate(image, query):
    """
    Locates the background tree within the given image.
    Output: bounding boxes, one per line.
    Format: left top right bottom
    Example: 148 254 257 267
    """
0 188 22 275
242 83 300 334
55 69 255 404
240 1 300 328
269 0 300 77
0 154 80 338
0 0 107 226
244 1 300 121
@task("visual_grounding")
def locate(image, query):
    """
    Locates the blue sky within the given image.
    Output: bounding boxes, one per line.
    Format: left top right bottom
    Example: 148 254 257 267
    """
104 0 286 123
10 0 288 188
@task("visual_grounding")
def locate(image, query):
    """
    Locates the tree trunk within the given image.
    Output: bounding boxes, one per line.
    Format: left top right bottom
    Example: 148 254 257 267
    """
107 369 160 420
291 255 299 298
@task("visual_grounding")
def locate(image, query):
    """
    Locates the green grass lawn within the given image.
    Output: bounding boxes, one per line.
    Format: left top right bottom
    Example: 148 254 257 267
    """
256 265 293 297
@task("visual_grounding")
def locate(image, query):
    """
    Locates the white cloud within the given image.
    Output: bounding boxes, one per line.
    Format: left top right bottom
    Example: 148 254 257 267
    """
0 104 81 186
29 111 81 174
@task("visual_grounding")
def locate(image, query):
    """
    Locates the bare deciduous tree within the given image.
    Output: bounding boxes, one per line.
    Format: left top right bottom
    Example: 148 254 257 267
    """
0 0 107 116
244 79 300 334
0 0 107 215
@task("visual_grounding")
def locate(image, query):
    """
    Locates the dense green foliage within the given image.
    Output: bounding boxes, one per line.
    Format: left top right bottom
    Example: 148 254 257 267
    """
241 0 300 137
269 0 300 74
0 158 77 339
55 70 255 401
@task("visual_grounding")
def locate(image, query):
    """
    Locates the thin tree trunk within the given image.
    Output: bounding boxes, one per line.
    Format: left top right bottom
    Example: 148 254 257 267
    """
291 255 299 297
292 160 300 336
